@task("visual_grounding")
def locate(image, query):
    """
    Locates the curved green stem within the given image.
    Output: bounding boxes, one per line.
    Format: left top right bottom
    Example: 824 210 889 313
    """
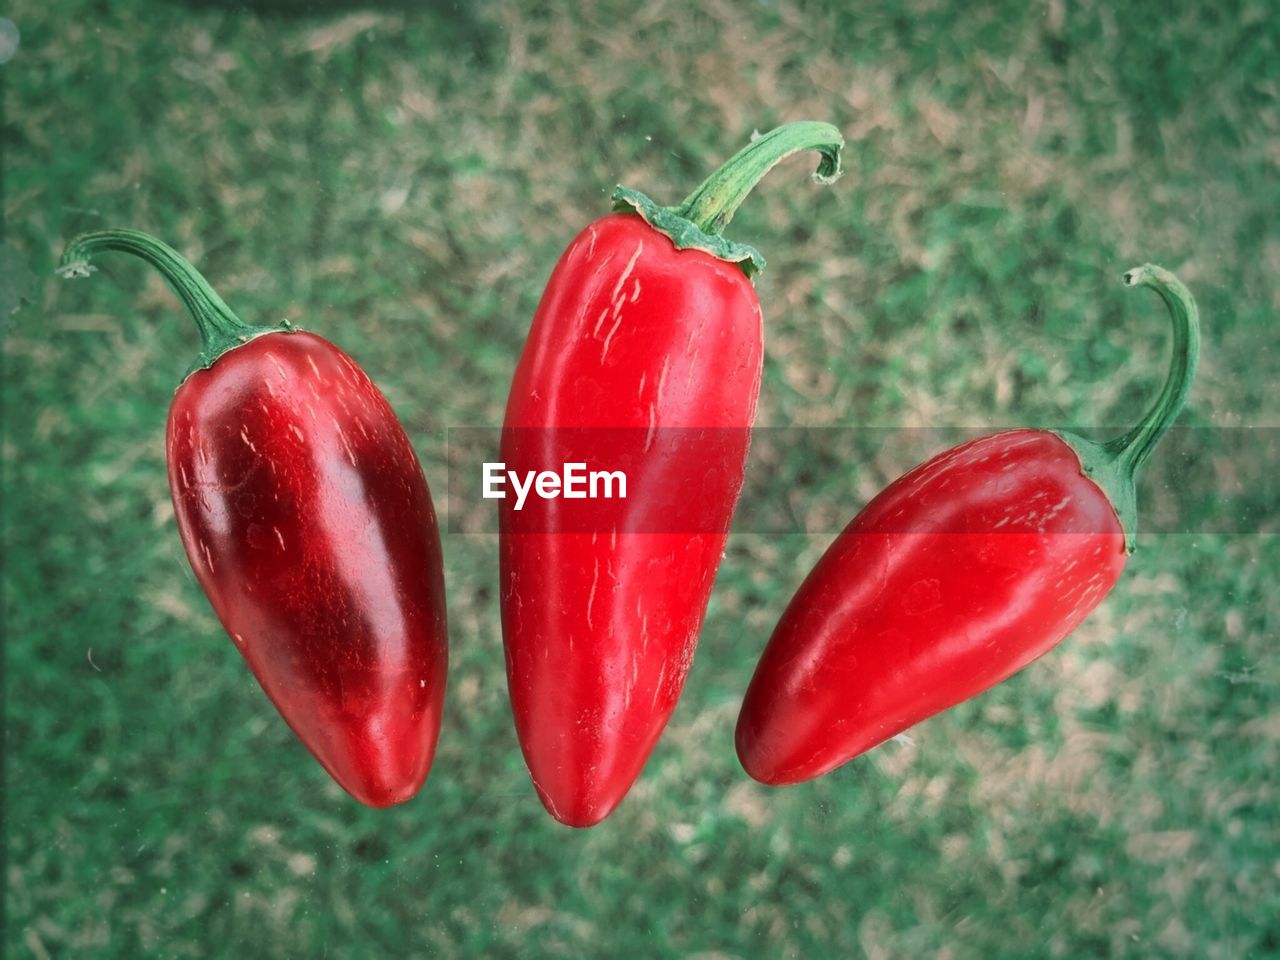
1106 264 1201 475
611 121 844 277
1055 263 1200 553
58 229 290 378
673 121 844 235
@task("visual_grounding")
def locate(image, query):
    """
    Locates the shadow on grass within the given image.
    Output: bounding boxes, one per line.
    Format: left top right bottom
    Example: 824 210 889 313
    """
176 0 474 16
172 0 497 61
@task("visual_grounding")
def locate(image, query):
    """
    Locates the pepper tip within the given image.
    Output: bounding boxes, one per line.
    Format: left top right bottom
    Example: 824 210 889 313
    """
1122 263 1171 289
1122 264 1151 287
56 261 95 280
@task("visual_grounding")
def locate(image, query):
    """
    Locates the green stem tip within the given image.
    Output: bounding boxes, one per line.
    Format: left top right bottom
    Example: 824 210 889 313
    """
58 229 291 379
612 121 844 276
1057 263 1200 552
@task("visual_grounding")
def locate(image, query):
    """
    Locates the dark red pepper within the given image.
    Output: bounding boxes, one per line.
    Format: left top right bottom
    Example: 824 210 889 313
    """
736 265 1199 785
501 123 844 826
58 230 448 807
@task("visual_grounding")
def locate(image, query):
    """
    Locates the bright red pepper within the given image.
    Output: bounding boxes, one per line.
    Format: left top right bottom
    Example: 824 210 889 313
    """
58 230 448 807
501 123 844 826
736 265 1199 785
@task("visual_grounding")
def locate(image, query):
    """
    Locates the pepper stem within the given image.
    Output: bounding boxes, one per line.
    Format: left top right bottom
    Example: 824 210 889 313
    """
1053 264 1199 553
58 229 289 377
1106 264 1201 475
673 121 844 235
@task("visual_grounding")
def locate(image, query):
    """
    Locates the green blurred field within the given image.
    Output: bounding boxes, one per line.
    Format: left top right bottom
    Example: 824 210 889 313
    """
4 1 1277 956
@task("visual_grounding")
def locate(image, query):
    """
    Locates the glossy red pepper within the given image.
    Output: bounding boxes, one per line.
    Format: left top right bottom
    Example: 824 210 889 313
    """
58 230 448 807
737 265 1199 785
501 123 844 826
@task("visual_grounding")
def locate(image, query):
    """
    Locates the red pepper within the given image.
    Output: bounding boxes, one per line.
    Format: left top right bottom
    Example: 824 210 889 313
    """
501 123 844 826
736 265 1199 785
58 230 448 807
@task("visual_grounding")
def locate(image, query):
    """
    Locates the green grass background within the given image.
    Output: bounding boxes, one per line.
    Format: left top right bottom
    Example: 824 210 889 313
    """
4 0 1277 956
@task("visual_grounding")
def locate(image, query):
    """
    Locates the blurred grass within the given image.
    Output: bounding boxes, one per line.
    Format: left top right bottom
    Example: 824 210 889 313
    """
4 0 1278 956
